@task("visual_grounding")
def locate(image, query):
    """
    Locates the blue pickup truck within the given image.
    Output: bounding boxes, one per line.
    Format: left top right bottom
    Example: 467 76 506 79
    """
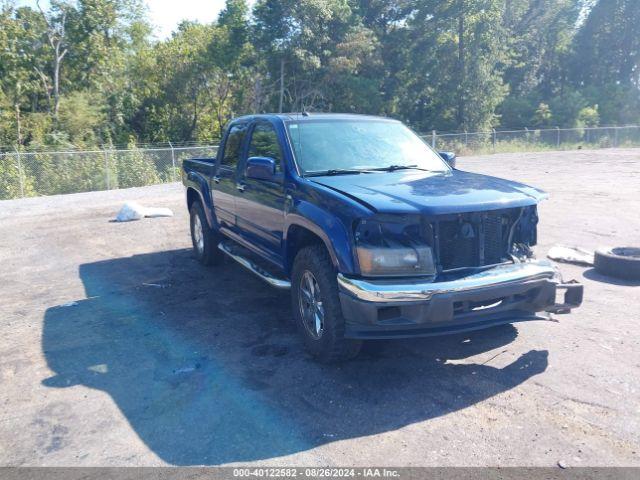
182 113 583 362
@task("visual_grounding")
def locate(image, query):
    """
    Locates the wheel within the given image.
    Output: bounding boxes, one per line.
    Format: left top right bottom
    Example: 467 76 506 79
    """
291 244 362 363
190 202 223 266
594 247 640 280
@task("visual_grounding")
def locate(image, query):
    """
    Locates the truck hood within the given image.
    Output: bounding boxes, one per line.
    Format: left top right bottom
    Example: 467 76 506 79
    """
309 169 548 215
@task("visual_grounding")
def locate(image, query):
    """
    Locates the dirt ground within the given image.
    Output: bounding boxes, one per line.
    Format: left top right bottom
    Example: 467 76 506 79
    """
0 148 639 467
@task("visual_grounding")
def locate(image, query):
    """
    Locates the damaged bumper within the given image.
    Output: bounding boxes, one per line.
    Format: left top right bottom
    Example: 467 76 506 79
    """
337 260 583 339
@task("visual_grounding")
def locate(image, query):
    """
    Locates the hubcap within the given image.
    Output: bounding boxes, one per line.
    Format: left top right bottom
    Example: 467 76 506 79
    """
299 271 324 339
193 215 204 254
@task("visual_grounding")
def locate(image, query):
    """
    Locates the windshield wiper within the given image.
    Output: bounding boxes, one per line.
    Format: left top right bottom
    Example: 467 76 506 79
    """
305 168 370 177
368 164 428 172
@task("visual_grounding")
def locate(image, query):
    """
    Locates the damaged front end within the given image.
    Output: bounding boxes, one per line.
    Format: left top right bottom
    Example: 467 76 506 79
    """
340 205 583 339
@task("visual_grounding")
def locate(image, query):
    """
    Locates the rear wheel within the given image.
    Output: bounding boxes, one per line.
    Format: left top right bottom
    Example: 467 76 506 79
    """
291 245 362 363
190 202 223 266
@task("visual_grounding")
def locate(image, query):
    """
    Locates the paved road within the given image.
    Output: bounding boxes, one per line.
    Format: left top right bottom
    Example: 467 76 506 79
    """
0 149 638 466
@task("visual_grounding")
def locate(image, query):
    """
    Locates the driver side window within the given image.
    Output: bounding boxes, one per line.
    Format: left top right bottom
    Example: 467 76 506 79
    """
247 123 283 173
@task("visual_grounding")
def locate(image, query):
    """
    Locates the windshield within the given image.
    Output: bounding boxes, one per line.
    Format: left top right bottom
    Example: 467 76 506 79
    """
286 119 449 175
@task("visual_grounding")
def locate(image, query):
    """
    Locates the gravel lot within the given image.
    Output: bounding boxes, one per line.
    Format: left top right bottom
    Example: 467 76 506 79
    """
1 148 639 467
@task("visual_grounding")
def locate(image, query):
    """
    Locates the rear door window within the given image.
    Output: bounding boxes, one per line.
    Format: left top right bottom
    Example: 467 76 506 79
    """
221 124 247 169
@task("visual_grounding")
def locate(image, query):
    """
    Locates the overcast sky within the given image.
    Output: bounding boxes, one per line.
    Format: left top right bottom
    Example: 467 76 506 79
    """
15 0 243 39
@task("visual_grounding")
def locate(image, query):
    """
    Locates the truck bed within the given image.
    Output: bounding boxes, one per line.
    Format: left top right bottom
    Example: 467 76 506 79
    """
183 157 217 178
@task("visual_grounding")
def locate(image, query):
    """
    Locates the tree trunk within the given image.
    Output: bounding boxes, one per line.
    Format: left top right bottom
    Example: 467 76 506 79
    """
457 0 465 128
52 43 67 120
14 103 22 147
279 57 285 113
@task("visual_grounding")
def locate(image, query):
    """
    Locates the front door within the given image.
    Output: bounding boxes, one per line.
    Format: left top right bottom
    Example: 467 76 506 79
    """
235 121 286 260
212 123 248 232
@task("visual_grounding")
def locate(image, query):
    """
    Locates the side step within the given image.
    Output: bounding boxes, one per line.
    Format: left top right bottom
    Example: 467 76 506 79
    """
218 242 291 290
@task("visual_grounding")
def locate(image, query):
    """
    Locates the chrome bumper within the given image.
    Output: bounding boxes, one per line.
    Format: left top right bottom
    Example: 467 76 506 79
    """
337 260 560 303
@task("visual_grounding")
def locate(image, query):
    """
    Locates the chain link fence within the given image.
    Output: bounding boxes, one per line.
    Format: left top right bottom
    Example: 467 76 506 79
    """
421 125 640 155
1 125 639 200
0 145 218 200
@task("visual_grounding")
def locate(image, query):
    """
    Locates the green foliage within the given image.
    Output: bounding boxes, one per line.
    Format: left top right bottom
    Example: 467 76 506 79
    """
577 105 600 128
0 0 639 181
32 150 106 195
532 103 553 128
0 152 34 199
115 139 160 188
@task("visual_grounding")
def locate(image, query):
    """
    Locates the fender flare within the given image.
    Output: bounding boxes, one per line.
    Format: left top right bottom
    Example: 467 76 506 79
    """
185 172 217 229
285 205 357 275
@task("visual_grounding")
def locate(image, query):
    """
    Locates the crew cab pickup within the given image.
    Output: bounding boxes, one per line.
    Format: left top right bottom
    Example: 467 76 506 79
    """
182 113 583 362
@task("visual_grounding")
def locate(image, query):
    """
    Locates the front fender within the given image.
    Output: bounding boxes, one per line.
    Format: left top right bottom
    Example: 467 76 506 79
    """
285 201 357 275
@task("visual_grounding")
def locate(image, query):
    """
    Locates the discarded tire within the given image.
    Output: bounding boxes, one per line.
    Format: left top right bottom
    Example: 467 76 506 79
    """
594 247 640 280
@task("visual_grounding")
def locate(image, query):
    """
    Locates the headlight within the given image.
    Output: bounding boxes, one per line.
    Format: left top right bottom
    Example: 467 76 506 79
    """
354 217 436 277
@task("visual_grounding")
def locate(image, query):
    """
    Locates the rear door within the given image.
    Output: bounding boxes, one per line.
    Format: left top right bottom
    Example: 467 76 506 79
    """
235 120 287 259
212 123 248 231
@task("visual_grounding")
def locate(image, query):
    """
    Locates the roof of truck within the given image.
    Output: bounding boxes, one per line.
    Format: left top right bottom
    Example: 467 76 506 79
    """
231 113 400 123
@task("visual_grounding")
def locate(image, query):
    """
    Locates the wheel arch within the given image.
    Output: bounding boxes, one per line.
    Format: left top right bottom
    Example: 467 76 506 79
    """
185 179 216 229
284 214 356 276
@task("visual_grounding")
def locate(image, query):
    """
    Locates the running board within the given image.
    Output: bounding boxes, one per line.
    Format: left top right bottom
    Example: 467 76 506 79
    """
218 242 291 290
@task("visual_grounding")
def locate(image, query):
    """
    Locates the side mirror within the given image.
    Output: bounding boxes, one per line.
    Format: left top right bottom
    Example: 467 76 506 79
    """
246 156 277 181
438 151 456 168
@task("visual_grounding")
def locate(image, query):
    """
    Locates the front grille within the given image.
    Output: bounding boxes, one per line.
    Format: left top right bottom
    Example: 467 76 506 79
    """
436 210 516 271
483 213 504 265
438 220 476 270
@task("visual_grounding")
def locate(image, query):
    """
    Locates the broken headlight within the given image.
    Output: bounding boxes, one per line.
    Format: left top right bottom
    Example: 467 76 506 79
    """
354 217 436 277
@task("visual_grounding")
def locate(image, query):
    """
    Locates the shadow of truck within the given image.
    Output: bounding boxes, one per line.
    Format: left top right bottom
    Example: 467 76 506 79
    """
42 248 548 465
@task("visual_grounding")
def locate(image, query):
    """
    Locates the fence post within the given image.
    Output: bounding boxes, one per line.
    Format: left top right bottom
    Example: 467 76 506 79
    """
492 129 496 151
14 146 25 198
524 127 529 144
169 141 177 182
464 130 468 147
103 147 111 190
614 127 619 148
586 128 590 144
431 130 436 149
556 127 560 148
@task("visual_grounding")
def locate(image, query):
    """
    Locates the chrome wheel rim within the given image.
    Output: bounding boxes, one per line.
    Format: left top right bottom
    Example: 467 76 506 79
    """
193 215 204 254
299 271 324 339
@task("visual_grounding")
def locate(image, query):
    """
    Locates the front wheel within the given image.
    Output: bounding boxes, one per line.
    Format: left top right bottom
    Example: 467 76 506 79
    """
291 245 362 363
190 202 223 266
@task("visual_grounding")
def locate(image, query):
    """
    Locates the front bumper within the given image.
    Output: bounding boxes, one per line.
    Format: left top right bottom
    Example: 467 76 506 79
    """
337 260 583 339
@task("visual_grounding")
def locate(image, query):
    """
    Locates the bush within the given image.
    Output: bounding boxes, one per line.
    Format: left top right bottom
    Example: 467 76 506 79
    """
115 142 161 188
0 153 34 199
31 151 106 195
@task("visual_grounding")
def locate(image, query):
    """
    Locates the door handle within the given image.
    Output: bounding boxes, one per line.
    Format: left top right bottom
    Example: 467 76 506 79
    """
212 176 220 183
236 183 246 192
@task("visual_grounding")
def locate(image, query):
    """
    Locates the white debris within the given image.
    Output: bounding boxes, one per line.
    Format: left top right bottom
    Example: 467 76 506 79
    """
115 202 173 222
115 202 145 222
60 301 78 307
143 207 174 218
547 245 594 266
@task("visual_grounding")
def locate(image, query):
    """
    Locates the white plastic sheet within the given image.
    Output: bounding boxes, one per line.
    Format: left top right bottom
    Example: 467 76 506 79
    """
115 202 174 222
547 245 594 266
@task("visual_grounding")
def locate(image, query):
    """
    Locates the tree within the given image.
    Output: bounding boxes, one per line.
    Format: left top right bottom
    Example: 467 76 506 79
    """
253 0 373 112
572 0 640 88
532 103 553 127
399 0 509 131
36 0 72 120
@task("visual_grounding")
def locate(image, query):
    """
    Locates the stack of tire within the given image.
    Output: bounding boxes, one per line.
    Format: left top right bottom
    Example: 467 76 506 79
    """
594 248 640 281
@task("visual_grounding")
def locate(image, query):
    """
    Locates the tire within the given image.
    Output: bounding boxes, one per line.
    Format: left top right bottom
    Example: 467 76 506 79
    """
594 247 640 281
190 202 223 266
291 244 362 363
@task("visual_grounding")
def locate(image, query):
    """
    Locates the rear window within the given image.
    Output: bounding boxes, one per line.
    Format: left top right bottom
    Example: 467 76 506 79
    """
221 124 247 168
